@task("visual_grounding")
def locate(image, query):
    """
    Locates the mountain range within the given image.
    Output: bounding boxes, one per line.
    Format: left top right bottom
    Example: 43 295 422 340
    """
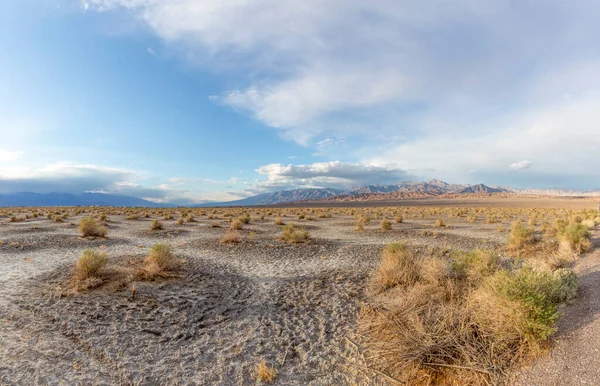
1 180 599 207
0 192 173 207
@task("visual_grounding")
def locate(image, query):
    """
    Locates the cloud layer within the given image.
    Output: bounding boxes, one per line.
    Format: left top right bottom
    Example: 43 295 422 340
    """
81 1 600 189
255 161 408 189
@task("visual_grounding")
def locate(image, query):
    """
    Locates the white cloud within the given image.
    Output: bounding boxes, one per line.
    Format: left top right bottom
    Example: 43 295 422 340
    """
83 0 600 142
0 149 22 162
255 161 409 189
83 0 600 188
370 92 600 189
510 160 532 170
0 162 249 204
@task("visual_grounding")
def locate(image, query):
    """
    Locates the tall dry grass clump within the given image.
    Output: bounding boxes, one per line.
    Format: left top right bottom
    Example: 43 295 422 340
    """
559 222 592 254
279 223 310 243
150 220 164 231
75 249 108 280
78 217 107 238
145 243 177 270
143 243 178 279
221 229 241 244
230 219 243 230
255 360 276 383
360 243 578 385
380 217 392 231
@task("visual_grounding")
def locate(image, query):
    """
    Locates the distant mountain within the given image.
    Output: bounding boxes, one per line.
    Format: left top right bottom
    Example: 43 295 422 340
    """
0 192 173 207
455 184 509 194
193 188 344 207
195 180 516 207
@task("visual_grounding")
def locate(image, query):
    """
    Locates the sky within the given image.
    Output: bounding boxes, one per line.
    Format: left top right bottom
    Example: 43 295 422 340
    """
1 0 600 204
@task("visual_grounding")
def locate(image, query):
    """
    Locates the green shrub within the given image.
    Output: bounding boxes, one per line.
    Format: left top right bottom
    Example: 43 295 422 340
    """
560 222 592 254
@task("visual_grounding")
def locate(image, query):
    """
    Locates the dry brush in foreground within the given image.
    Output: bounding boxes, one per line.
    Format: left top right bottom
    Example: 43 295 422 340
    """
359 240 583 385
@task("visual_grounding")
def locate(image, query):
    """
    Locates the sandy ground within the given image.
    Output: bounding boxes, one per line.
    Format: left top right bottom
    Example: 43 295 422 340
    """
0 211 513 386
513 228 600 385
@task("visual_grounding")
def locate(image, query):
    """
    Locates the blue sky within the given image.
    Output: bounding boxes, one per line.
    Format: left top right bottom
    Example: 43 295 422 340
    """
1 1 600 203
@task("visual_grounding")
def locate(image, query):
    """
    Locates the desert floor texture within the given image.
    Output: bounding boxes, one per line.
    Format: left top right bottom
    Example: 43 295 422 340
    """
0 198 598 385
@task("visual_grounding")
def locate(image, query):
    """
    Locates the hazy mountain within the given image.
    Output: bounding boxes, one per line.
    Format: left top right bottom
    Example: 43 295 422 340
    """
193 188 344 207
3 180 599 208
0 192 173 207
196 180 515 206
455 184 510 194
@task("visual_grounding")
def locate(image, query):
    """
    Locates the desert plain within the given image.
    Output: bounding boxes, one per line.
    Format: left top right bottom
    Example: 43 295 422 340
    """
1 198 599 385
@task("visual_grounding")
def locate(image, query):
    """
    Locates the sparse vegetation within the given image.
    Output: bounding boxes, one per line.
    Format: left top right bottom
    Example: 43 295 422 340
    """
380 217 392 231
145 243 177 273
255 360 276 383
75 250 108 280
150 220 164 231
361 241 579 384
78 217 107 238
221 229 241 244
279 223 310 243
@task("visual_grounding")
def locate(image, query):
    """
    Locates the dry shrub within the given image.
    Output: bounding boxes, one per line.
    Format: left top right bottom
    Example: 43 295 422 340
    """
239 214 251 224
507 222 535 252
230 219 243 230
355 221 365 232
279 223 310 243
371 243 420 292
221 229 241 244
145 243 177 270
78 217 107 238
559 222 592 254
150 220 164 231
75 249 108 280
434 218 446 228
380 217 392 231
394 215 403 223
255 360 276 383
274 217 284 225
360 243 578 385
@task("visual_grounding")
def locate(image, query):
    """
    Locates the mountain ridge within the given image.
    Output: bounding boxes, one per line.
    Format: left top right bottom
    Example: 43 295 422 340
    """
0 192 174 207
2 180 600 207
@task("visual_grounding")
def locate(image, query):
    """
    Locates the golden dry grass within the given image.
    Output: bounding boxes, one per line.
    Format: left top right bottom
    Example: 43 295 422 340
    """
75 250 108 280
255 360 276 383
78 217 107 238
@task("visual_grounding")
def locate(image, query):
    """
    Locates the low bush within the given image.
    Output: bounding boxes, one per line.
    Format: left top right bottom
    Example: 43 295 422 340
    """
279 223 309 243
380 217 392 231
75 250 108 280
560 222 592 254
145 243 177 272
78 217 107 238
360 242 578 384
221 229 241 244
150 220 164 231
